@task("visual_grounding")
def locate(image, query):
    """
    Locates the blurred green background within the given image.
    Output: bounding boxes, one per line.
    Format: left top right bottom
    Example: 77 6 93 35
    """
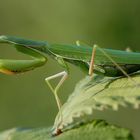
0 0 140 139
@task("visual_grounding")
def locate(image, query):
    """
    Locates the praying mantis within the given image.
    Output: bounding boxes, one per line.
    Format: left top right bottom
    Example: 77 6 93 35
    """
1 35 140 135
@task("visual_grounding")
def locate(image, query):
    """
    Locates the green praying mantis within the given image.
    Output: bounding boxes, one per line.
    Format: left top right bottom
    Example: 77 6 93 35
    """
1 35 140 135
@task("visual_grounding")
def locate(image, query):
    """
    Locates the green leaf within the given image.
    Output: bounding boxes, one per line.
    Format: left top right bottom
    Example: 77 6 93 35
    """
0 120 134 140
54 73 140 132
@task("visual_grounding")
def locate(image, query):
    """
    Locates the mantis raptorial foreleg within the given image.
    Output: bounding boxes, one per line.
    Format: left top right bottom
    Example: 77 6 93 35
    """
0 45 47 74
45 71 68 111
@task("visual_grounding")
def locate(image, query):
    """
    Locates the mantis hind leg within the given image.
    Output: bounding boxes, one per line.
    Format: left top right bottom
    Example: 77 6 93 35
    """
89 46 96 76
45 57 69 132
45 71 68 130
45 71 68 111
45 57 69 111
89 45 138 85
